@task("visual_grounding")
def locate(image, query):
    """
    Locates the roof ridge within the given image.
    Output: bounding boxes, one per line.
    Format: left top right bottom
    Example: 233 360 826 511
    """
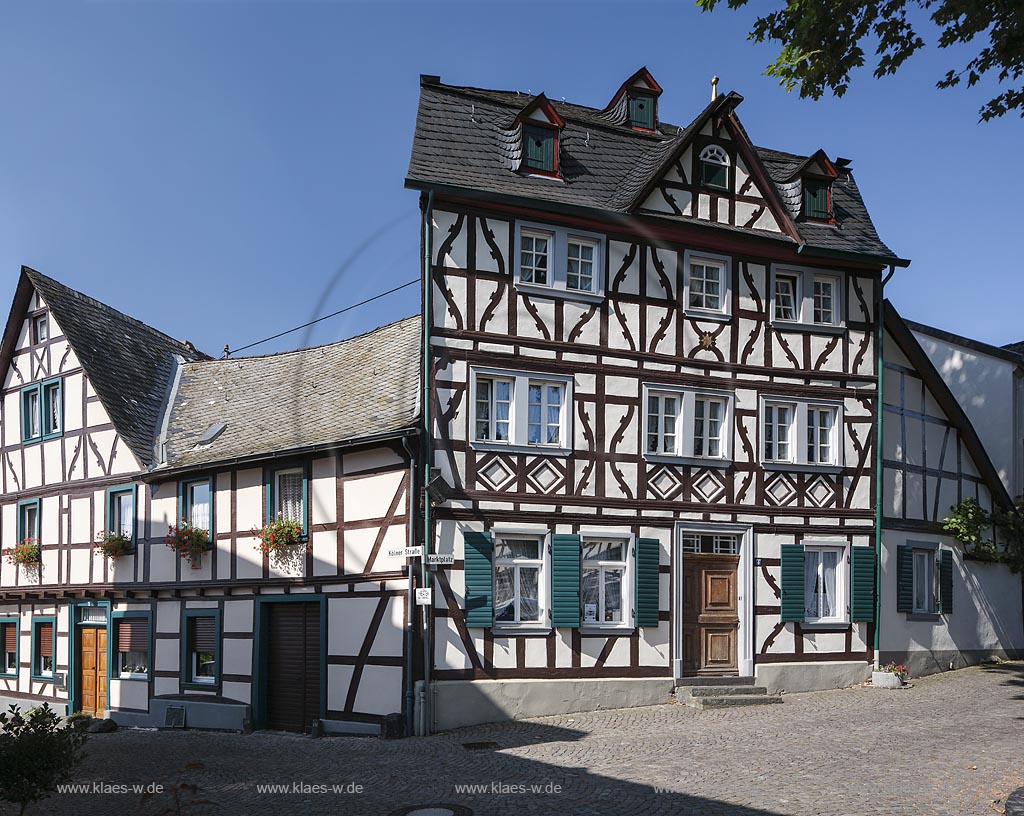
204 313 421 364
22 266 209 360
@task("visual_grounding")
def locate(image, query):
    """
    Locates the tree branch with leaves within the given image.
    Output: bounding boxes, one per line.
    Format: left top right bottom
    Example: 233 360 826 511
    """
697 0 1024 121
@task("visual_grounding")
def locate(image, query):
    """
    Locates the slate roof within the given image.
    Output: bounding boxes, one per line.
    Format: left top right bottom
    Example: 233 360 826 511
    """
407 79 902 263
160 315 421 470
21 267 208 468
1002 341 1024 356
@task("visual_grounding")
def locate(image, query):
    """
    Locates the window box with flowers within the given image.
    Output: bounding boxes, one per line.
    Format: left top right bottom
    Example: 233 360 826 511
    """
165 520 212 569
95 530 132 560
871 661 909 688
3 538 41 568
251 516 308 555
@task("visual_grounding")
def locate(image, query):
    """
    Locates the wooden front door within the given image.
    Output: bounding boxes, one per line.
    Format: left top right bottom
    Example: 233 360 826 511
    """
265 602 320 733
681 554 739 676
79 627 108 717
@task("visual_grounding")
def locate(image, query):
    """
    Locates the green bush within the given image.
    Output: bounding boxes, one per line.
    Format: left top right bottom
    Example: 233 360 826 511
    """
0 704 86 815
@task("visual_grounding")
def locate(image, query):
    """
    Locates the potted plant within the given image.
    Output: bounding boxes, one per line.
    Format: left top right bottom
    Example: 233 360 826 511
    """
251 516 306 555
3 538 40 568
165 520 210 569
94 530 131 560
872 661 909 688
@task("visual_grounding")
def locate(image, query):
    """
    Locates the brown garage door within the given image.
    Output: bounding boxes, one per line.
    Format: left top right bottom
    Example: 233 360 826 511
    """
266 602 320 733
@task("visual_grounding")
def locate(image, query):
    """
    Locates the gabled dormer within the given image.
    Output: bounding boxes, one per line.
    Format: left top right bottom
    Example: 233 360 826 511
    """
792 149 839 223
604 67 663 132
514 94 565 178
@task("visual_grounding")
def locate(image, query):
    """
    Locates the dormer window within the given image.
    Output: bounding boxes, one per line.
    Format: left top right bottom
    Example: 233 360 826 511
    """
699 145 730 190
523 125 556 174
627 90 656 130
803 178 831 221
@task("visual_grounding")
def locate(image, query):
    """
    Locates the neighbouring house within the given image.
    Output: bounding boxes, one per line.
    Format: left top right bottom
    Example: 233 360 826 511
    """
879 303 1024 675
0 266 420 735
405 69 909 730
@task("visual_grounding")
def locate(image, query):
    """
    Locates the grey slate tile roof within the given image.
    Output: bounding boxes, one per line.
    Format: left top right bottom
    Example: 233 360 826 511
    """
1003 341 1024 356
160 315 421 470
407 80 900 262
23 267 208 468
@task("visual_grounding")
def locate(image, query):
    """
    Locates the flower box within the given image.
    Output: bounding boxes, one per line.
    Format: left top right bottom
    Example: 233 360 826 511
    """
871 671 903 688
95 531 132 560
3 538 41 568
251 516 308 555
165 520 212 569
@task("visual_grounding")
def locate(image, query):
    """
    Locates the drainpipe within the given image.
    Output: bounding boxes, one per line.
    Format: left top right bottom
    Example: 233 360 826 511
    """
875 265 896 663
401 435 417 738
420 189 435 735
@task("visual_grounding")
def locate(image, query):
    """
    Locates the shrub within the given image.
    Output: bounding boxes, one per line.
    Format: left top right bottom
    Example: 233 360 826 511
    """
0 703 86 815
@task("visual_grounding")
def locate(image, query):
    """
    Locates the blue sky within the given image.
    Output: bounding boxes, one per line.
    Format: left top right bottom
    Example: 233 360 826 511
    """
0 2 1019 355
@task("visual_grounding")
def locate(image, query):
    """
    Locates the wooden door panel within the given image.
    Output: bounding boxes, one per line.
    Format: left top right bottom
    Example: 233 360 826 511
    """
97 629 108 715
682 554 739 676
80 628 96 716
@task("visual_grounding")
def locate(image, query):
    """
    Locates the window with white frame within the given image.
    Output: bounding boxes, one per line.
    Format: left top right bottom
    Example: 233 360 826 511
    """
527 382 565 446
182 479 212 536
475 376 513 443
519 230 550 286
807 406 838 465
581 538 629 626
643 385 732 461
514 221 604 298
681 533 738 554
913 549 937 614
699 144 730 190
566 237 598 293
646 392 680 456
804 545 846 622
760 399 843 468
771 266 844 327
471 369 572 451
493 535 546 626
32 314 48 344
763 402 794 463
774 273 799 322
684 249 731 316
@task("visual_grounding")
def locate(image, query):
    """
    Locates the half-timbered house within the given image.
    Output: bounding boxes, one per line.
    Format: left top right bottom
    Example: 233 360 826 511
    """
880 303 1024 674
406 70 908 729
0 267 420 735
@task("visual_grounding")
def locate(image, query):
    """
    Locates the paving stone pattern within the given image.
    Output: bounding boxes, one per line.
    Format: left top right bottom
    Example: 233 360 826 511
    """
38 663 1024 816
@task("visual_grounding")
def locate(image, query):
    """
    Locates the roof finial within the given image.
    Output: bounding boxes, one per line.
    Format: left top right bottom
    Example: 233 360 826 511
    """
711 75 719 102
223 343 230 358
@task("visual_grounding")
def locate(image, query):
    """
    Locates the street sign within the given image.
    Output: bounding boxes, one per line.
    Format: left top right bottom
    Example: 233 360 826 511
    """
426 554 455 566
415 588 432 606
387 546 423 559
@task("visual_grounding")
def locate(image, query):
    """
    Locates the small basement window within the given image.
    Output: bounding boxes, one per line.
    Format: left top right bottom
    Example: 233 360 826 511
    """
699 145 730 190
627 90 656 130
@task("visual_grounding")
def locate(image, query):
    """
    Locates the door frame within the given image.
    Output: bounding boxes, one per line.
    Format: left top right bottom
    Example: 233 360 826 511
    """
673 522 754 680
252 595 326 731
67 600 111 716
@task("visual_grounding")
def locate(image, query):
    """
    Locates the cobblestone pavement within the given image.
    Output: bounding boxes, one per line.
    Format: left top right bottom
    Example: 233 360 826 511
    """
34 662 1024 816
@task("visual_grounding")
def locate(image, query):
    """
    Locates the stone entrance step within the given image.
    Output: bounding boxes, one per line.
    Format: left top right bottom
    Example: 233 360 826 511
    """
674 676 782 709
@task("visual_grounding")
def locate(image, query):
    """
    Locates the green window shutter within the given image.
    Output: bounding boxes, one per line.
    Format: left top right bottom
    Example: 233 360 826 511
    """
780 544 805 622
628 91 655 129
803 180 829 219
938 549 954 614
849 546 876 622
463 531 494 627
896 545 914 613
551 534 581 628
524 125 555 172
635 538 660 628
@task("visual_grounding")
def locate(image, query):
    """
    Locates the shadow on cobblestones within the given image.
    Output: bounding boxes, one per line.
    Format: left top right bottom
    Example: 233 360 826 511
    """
980 662 1024 708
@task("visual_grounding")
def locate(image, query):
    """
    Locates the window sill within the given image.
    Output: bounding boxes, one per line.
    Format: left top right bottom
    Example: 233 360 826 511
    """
770 320 846 336
0 672 16 679
762 462 842 475
471 441 573 458
181 680 218 691
490 626 552 637
513 281 605 304
907 612 941 623
800 621 850 631
643 454 732 468
116 673 150 681
31 674 54 683
580 626 635 635
683 310 732 324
